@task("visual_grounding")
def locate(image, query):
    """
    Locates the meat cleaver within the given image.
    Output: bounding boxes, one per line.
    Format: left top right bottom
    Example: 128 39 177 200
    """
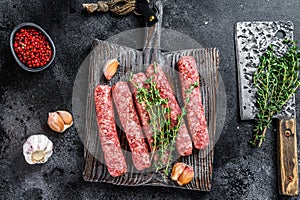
235 21 298 196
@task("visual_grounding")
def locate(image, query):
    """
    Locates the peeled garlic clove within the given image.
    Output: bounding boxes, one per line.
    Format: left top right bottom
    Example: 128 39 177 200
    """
103 59 119 80
171 162 194 186
177 165 194 186
48 110 73 133
23 134 53 165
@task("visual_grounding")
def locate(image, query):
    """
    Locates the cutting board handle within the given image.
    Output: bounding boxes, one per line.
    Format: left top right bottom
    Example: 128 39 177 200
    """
143 0 163 65
278 118 299 196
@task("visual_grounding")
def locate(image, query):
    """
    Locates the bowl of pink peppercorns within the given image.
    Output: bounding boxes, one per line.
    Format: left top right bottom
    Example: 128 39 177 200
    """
10 22 56 72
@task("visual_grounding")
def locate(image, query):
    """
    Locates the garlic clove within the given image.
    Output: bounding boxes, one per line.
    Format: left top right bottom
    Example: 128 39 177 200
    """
171 162 194 186
48 112 64 132
103 59 119 80
48 110 73 133
57 110 73 125
171 162 186 181
177 165 194 186
23 134 53 165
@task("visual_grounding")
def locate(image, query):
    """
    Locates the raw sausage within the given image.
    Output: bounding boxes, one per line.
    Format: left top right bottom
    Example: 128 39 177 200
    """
112 82 151 171
129 73 153 149
94 85 127 177
178 56 209 149
146 64 193 156
130 73 171 163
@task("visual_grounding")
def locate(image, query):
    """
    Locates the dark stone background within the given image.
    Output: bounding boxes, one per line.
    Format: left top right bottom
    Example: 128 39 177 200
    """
0 0 299 199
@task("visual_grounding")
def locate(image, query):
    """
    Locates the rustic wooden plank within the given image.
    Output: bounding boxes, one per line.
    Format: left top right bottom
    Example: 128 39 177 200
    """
278 118 299 196
81 39 219 191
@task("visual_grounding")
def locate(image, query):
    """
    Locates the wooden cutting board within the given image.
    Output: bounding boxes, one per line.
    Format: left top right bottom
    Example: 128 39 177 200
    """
73 0 220 191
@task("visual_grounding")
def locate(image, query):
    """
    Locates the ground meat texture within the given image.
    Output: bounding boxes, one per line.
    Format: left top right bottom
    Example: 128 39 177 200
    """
130 73 171 163
94 85 127 177
146 64 193 156
129 73 153 149
178 56 209 149
112 82 151 171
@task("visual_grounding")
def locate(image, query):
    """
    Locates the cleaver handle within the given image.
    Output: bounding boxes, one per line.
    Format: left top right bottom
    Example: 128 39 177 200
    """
143 0 162 65
278 118 299 196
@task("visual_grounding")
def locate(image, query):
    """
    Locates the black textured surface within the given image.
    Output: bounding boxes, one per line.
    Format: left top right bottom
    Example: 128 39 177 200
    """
0 0 300 199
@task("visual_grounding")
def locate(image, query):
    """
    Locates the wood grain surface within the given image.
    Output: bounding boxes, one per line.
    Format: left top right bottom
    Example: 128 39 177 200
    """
81 39 219 191
278 118 299 196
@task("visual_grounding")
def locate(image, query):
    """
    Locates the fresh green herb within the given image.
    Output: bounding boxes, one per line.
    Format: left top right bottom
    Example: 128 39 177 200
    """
162 81 198 175
251 39 300 147
130 64 198 175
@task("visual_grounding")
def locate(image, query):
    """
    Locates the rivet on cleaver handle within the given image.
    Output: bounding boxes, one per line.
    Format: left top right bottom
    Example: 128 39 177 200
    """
278 118 299 196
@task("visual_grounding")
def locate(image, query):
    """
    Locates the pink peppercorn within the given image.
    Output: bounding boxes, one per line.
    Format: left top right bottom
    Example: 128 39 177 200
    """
13 27 53 68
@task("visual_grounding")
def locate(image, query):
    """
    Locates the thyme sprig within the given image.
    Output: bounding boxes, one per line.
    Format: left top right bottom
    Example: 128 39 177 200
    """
162 81 198 175
130 64 198 175
251 39 300 147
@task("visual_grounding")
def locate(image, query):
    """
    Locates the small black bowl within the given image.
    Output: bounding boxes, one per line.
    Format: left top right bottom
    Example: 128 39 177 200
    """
10 22 56 72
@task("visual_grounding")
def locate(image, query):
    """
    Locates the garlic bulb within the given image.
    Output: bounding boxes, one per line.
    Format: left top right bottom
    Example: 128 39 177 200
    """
48 110 73 133
23 134 53 165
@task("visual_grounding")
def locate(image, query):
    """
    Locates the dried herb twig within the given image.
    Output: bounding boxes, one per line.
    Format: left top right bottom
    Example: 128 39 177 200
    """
83 0 141 15
251 40 300 147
